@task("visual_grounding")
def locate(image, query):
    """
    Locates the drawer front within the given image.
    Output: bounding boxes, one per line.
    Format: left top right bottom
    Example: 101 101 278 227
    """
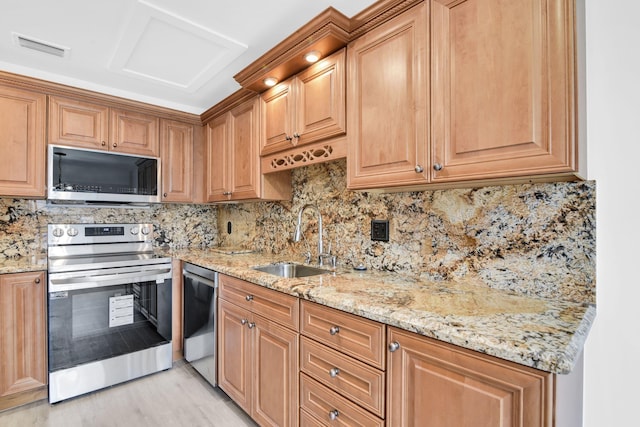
300 409 325 427
300 301 385 369
300 337 384 417
219 274 299 330
300 374 384 427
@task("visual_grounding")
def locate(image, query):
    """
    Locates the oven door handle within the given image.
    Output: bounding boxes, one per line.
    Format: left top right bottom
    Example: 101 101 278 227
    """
49 268 172 292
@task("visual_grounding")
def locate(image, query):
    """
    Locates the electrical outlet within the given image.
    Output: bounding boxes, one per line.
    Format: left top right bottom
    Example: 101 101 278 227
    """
371 219 389 242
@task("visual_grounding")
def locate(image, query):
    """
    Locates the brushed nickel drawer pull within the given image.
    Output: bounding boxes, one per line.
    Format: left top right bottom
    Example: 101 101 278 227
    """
329 367 340 378
329 325 340 335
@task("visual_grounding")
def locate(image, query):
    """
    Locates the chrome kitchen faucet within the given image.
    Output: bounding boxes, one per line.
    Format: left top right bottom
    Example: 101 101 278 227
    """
293 204 332 266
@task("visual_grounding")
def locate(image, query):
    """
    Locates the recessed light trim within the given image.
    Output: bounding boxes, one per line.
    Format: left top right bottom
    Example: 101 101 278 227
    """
304 50 321 63
264 77 278 87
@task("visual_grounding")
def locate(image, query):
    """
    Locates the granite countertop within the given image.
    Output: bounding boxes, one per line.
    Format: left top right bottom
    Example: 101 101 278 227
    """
169 247 595 375
0 254 48 275
0 248 593 374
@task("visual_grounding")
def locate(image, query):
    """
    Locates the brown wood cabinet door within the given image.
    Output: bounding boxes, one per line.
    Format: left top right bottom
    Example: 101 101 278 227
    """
430 0 577 182
0 86 46 198
205 114 229 202
0 272 47 411
160 119 193 203
110 108 159 156
295 48 346 147
260 80 295 156
252 313 299 427
386 327 554 427
347 3 429 190
217 299 252 413
48 96 109 150
229 97 260 200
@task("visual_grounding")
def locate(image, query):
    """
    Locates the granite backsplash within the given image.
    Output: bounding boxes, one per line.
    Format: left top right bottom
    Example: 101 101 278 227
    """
0 200 218 258
0 158 595 305
218 159 595 305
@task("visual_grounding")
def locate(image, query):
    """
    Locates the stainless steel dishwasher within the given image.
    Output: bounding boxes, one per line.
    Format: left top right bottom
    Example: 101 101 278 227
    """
183 263 218 387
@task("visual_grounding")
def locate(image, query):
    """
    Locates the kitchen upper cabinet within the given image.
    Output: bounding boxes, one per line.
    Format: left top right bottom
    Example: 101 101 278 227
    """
0 85 46 198
109 108 159 157
260 48 346 156
218 275 299 427
205 95 291 203
0 271 47 411
429 0 579 183
348 0 582 190
386 327 554 427
49 96 159 157
206 97 259 201
347 3 429 190
160 119 193 203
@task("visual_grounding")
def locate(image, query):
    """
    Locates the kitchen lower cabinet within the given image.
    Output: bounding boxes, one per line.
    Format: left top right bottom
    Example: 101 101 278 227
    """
300 301 385 425
0 271 47 411
386 326 554 427
0 85 46 198
218 275 299 427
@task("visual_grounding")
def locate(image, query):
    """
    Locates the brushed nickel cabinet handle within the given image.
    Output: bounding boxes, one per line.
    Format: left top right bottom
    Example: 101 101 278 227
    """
245 295 253 301
389 341 400 352
329 410 339 420
247 322 255 329
415 165 424 173
329 326 340 335
34 277 40 284
329 367 340 378
433 163 443 171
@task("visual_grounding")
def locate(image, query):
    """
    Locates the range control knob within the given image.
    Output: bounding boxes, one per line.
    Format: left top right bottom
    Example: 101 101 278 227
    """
52 228 64 238
67 227 79 237
141 226 151 235
130 227 140 235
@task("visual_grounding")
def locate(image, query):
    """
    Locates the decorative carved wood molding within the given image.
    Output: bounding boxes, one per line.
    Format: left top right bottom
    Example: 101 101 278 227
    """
261 138 347 173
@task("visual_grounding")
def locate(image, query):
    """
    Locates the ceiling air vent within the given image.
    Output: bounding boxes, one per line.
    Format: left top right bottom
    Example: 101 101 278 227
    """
13 33 69 58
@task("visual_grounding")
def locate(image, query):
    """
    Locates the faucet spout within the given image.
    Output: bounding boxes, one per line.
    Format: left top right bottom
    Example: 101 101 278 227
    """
293 204 324 264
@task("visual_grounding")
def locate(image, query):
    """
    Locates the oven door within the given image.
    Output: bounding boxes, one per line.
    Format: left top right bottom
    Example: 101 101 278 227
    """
48 265 172 373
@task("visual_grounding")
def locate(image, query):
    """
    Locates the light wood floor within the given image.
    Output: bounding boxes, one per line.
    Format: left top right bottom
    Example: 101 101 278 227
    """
0 362 257 427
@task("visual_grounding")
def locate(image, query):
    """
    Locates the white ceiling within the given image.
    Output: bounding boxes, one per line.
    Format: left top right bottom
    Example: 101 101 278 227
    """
0 0 378 114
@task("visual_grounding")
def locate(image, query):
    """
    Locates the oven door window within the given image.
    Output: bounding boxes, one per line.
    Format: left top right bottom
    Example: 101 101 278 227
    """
48 279 171 372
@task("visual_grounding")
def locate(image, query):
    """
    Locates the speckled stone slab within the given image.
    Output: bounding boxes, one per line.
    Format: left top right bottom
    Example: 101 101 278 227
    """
171 248 594 375
0 255 47 274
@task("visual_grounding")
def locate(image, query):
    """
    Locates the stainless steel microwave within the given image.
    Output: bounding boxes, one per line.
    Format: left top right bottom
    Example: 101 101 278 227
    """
47 145 161 203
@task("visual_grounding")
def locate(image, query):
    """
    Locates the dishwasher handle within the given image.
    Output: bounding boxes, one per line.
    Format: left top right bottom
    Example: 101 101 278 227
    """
183 270 217 288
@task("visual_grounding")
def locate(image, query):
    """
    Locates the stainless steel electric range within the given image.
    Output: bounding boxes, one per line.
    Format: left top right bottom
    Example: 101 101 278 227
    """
47 223 172 403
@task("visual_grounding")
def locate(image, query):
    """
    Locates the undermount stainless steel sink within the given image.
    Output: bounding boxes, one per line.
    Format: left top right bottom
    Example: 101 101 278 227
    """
252 262 329 278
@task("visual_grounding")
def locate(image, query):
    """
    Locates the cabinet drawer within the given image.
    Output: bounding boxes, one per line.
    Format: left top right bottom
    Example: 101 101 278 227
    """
219 274 299 330
300 336 384 418
300 409 324 427
300 374 383 427
300 301 385 369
